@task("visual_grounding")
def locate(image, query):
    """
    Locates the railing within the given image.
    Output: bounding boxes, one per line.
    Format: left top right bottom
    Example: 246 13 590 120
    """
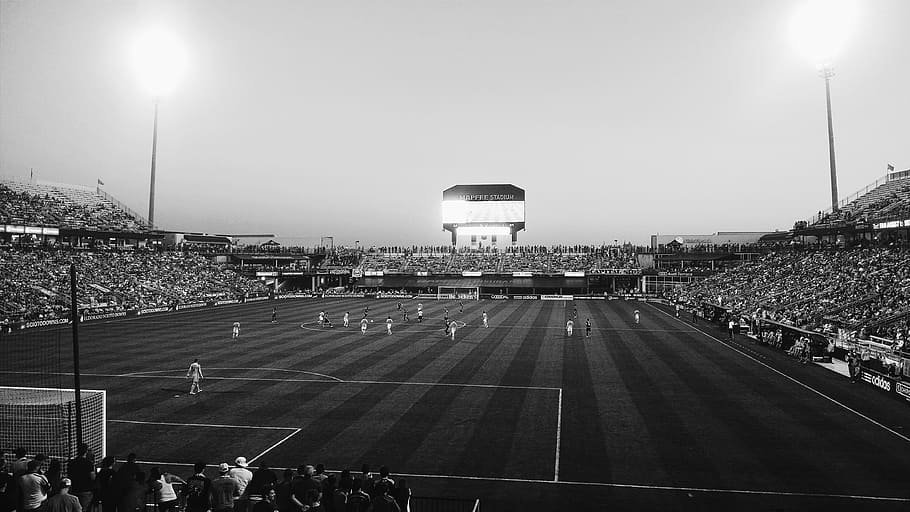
809 173 890 225
96 187 150 227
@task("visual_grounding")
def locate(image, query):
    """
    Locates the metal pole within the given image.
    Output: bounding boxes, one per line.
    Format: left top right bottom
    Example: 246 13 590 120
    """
148 99 159 228
822 66 839 211
69 263 83 451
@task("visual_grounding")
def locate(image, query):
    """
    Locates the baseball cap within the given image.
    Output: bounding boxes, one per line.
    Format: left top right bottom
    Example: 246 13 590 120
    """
234 457 248 468
218 463 230 474
61 478 72 488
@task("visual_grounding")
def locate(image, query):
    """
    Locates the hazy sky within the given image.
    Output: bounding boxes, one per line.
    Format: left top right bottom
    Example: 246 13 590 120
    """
2 0 909 246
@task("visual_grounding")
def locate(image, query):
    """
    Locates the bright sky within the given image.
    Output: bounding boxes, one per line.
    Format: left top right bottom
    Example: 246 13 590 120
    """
2 0 908 246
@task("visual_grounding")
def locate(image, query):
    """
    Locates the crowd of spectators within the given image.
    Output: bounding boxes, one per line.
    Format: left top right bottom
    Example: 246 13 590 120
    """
0 449 410 512
0 248 269 326
0 182 146 233
671 248 910 341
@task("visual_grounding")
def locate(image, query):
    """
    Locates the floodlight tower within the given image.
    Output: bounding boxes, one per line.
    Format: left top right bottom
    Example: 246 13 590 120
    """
133 29 187 228
790 0 856 212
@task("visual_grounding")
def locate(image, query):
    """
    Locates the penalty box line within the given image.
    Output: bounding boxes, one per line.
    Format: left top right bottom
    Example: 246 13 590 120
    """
109 419 301 465
119 459 910 503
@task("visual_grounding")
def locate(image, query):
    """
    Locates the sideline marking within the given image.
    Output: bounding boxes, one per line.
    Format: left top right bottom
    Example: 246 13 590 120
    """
646 303 910 444
122 459 910 502
109 419 296 430
554 388 562 482
248 428 301 464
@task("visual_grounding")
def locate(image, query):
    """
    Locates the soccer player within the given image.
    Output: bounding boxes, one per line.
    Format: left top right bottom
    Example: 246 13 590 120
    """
566 319 574 336
459 301 464 313
449 321 457 341
443 308 449 325
187 359 203 395
397 302 402 311
692 309 698 324
585 318 592 337
402 308 409 322
232 321 241 339
675 303 680 318
417 309 423 323
271 307 278 323
633 310 640 325
482 311 489 328
728 318 736 340
318 311 325 327
343 312 350 328
573 306 578 319
360 317 369 335
386 316 393 335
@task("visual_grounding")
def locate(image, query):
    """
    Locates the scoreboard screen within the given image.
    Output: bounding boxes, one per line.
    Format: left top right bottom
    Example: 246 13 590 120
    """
442 200 525 224
441 184 526 225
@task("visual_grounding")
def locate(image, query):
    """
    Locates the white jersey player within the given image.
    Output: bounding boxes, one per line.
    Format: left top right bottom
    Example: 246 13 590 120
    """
386 316 393 335
318 311 325 327
343 312 350 328
482 311 489 328
360 317 369 335
449 321 457 340
232 321 241 339
634 310 640 324
566 319 574 336
187 359 203 395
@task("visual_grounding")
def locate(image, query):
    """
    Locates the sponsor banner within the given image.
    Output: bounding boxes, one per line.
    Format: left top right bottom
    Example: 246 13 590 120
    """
256 272 278 277
574 296 607 300
282 271 305 276
352 270 363 278
861 369 894 393
365 270 384 277
83 311 126 321
138 307 170 315
513 295 538 300
328 293 367 298
416 271 429 277
215 299 239 305
415 293 439 299
594 268 642 275
897 381 910 402
376 293 412 299
512 272 533 277
24 318 70 328
564 271 585 277
490 294 509 300
246 296 270 302
437 293 456 300
278 293 316 299
179 302 208 310
329 269 351 275
462 271 483 277
541 294 574 301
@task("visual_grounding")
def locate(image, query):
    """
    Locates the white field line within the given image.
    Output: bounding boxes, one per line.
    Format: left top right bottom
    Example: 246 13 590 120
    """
554 388 562 482
121 459 910 502
120 367 344 382
0 370 559 392
646 303 910 445
248 428 301 464
109 419 296 430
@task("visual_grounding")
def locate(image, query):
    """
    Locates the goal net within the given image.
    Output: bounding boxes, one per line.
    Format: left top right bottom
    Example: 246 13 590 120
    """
0 387 106 463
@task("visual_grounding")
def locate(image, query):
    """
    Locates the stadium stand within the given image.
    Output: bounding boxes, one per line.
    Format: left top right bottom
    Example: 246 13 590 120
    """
672 248 910 341
0 177 148 232
0 248 269 325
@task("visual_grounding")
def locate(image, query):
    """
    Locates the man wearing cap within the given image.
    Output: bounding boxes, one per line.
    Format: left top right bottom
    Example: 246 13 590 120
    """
211 463 240 512
45 478 81 512
230 457 253 512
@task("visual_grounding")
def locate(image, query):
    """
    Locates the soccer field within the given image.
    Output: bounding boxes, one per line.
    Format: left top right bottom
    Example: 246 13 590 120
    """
4 298 910 511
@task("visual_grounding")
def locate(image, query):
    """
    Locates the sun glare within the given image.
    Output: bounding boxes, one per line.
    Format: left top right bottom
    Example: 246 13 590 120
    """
132 28 187 97
789 0 857 66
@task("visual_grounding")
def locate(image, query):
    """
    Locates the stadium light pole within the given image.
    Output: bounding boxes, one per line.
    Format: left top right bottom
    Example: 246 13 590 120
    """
790 0 856 212
132 29 187 229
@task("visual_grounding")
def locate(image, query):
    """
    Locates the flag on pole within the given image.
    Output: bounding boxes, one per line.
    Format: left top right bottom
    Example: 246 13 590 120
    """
97 178 104 186
887 164 895 172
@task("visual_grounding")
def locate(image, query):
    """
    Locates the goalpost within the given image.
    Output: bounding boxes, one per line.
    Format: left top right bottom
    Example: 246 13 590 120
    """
0 387 106 462
436 286 480 300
